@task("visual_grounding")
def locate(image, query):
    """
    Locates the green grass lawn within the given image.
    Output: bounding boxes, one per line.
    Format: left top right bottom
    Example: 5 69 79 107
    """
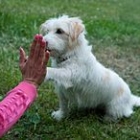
0 0 140 139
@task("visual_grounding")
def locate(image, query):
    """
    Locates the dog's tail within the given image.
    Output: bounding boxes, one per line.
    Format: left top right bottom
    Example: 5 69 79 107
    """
131 94 140 107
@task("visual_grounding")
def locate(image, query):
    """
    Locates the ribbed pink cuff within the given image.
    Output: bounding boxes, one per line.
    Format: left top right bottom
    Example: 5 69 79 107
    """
0 81 38 137
14 81 38 101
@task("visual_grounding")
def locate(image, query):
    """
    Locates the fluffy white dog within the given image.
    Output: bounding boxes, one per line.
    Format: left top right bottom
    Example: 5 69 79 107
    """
40 15 140 121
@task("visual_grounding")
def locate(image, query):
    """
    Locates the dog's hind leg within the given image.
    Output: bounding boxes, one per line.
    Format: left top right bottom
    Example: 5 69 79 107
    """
104 95 134 121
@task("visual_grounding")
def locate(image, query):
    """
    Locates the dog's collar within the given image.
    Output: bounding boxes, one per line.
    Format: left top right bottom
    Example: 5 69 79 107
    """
57 56 70 63
56 52 76 63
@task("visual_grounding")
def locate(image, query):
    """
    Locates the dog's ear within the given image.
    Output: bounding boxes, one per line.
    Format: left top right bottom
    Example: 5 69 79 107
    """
40 22 47 35
40 19 52 35
69 18 85 43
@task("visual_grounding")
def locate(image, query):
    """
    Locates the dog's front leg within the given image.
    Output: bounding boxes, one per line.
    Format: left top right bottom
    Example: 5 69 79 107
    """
45 67 72 121
52 92 69 121
45 67 73 88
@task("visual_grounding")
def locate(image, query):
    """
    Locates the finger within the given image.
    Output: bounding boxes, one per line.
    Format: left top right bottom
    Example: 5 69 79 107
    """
34 34 44 59
28 34 38 59
29 34 43 59
35 37 46 65
29 34 44 61
43 51 50 68
19 47 26 65
26 56 28 61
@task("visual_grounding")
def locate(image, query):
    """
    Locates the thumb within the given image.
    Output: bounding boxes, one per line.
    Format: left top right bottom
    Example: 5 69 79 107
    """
19 47 26 67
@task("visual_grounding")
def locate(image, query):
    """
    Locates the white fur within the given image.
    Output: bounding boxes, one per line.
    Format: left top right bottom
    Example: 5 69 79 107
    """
40 15 140 121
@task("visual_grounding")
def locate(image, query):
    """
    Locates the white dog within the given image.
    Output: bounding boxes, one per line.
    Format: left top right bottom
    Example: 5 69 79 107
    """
40 15 140 121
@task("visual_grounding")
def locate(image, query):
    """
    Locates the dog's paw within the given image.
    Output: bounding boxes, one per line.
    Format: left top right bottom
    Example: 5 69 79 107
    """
51 110 64 121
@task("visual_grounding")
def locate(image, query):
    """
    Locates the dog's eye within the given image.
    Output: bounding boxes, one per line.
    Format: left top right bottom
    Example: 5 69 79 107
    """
56 29 64 34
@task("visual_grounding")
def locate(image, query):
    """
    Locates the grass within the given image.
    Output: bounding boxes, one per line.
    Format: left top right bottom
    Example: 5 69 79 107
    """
0 0 140 139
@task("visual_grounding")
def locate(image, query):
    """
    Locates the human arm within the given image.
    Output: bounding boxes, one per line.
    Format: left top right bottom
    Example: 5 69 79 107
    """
0 34 49 137
0 81 37 137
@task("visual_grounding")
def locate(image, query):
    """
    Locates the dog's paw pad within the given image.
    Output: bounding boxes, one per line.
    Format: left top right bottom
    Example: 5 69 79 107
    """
51 110 64 121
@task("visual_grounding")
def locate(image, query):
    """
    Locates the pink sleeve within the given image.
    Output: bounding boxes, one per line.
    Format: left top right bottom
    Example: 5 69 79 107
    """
0 81 37 137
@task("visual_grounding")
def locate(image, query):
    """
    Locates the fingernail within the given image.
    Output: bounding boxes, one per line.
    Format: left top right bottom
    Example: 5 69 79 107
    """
38 34 43 40
34 34 39 40
34 34 43 40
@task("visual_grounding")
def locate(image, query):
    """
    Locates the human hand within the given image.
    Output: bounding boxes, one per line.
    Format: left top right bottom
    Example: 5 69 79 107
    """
19 34 49 88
